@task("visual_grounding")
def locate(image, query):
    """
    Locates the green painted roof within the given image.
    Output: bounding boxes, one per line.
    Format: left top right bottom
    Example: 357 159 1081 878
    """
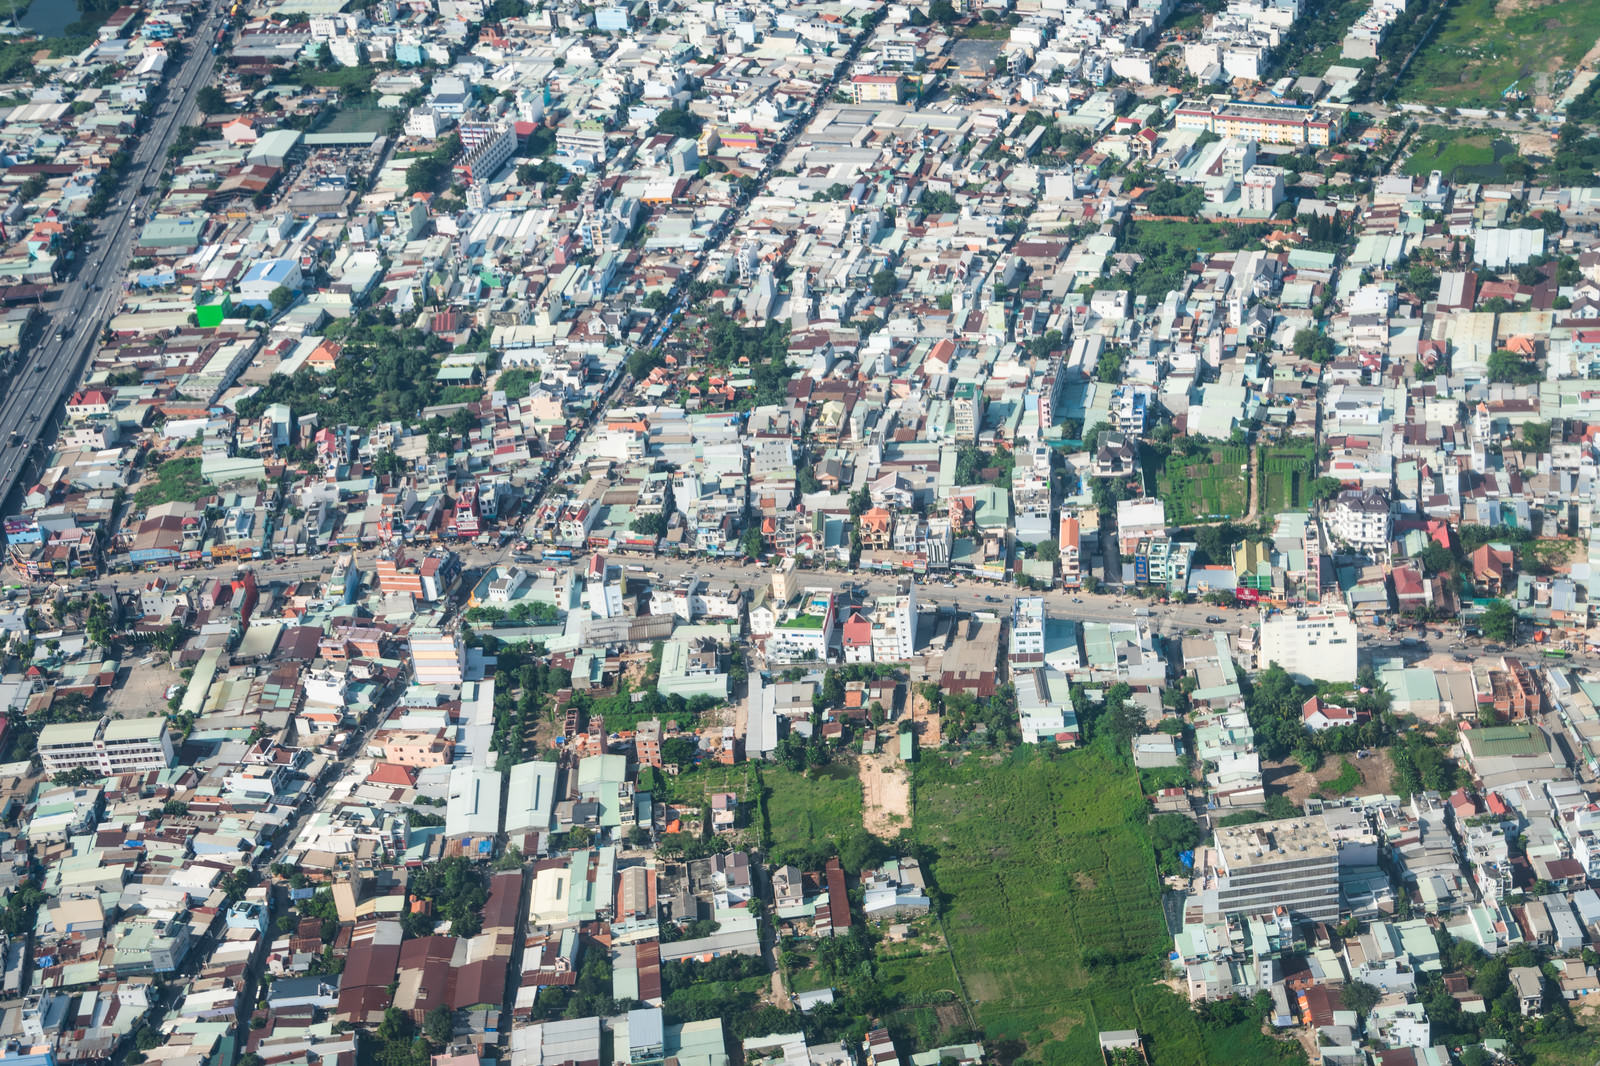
1468 724 1547 758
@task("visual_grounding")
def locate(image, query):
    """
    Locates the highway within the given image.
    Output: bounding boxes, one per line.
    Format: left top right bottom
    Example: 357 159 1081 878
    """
0 2 223 513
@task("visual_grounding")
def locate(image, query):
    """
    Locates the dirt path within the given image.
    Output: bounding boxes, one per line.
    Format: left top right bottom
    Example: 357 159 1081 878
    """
910 688 943 748
861 750 912 837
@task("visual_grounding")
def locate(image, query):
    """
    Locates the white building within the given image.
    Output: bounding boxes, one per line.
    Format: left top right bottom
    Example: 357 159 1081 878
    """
38 717 176 777
1328 489 1392 554
1257 606 1358 683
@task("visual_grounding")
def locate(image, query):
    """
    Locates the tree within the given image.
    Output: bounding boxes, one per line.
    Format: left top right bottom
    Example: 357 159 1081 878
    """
1487 348 1540 384
870 269 897 299
1341 980 1381 1019
929 0 958 22
631 513 667 537
1479 598 1517 642
1035 540 1060 563
739 525 763 558
1516 421 1551 453
196 86 228 114
1292 328 1334 363
1417 541 1454 575
1308 477 1344 503
661 736 699 767
269 286 295 314
423 1007 453 1047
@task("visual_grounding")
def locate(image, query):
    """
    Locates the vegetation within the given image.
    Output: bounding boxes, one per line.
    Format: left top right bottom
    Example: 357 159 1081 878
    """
1395 0 1600 106
401 857 487 937
1101 221 1272 300
237 321 457 428
913 749 1304 1064
763 763 866 868
134 457 207 508
1257 443 1317 514
1149 440 1250 524
1402 127 1524 184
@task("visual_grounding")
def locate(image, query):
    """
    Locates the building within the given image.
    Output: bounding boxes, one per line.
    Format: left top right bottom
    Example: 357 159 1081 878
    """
409 626 465 688
1214 817 1341 924
37 717 175 777
1257 606 1358 683
455 121 517 184
1328 489 1392 554
1010 597 1045 665
1173 98 1344 146
850 74 907 104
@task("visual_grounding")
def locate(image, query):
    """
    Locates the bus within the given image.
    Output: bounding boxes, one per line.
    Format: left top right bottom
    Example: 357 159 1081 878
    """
1542 649 1571 659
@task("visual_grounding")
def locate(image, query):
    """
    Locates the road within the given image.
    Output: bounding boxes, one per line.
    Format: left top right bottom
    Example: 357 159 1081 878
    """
0 3 223 512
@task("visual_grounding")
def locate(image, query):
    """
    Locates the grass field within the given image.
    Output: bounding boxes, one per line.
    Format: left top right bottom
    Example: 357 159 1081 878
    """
1401 126 1518 182
1396 0 1600 106
913 749 1305 1066
764 762 865 861
1256 443 1316 515
321 108 397 135
1155 445 1250 524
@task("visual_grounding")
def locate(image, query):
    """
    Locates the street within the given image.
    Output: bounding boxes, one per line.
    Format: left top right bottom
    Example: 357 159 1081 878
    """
0 2 223 513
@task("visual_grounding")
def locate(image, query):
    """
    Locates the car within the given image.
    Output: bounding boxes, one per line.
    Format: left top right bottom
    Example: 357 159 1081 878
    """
1071 597 1082 603
984 594 1001 603
1205 615 1226 624
1484 644 1505 653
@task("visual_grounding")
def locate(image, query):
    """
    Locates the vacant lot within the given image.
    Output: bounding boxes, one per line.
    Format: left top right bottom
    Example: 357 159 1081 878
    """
764 762 864 863
1257 443 1317 515
1401 127 1519 182
1397 0 1600 105
1155 445 1250 524
913 749 1304 1066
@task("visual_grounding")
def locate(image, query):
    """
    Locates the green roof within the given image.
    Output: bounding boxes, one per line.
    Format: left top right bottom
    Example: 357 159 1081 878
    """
780 613 825 629
1468 724 1547 758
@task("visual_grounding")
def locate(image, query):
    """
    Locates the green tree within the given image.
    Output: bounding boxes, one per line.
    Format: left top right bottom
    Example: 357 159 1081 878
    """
1417 541 1454 575
1341 980 1381 1018
1479 599 1517 642
870 269 897 299
269 286 296 314
423 1006 453 1047
929 0 958 21
739 525 763 558
1308 477 1344 503
1516 421 1551 453
196 86 228 114
1035 540 1060 563
1487 348 1540 384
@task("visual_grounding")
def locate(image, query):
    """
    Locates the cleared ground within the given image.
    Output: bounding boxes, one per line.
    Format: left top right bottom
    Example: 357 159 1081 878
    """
1397 0 1600 106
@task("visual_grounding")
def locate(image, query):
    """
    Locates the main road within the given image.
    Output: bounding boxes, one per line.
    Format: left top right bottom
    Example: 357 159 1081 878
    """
0 1 224 511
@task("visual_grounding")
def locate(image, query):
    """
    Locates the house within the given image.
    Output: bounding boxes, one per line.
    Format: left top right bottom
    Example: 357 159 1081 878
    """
1471 544 1515 595
1301 695 1360 732
1510 966 1544 1016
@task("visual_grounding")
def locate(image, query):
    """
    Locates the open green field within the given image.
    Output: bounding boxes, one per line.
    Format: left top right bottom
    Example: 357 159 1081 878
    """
1396 0 1600 106
764 762 864 862
1257 443 1316 514
1155 445 1250 524
659 762 760 808
1401 126 1519 182
321 108 398 136
914 749 1304 1066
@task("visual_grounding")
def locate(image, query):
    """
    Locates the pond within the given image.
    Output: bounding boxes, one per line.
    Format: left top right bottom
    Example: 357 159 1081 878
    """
16 0 82 39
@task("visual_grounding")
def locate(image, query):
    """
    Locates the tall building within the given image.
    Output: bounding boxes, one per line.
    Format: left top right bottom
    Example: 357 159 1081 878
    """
1058 511 1083 588
38 717 175 776
409 626 465 688
871 580 918 661
1257 606 1358 684
1213 817 1341 924
1010 597 1045 665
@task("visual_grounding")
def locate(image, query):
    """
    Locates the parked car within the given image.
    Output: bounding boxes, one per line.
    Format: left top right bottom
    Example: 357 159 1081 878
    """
1205 615 1226 624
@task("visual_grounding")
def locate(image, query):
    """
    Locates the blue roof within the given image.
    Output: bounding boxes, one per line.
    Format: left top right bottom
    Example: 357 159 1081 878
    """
240 258 296 285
